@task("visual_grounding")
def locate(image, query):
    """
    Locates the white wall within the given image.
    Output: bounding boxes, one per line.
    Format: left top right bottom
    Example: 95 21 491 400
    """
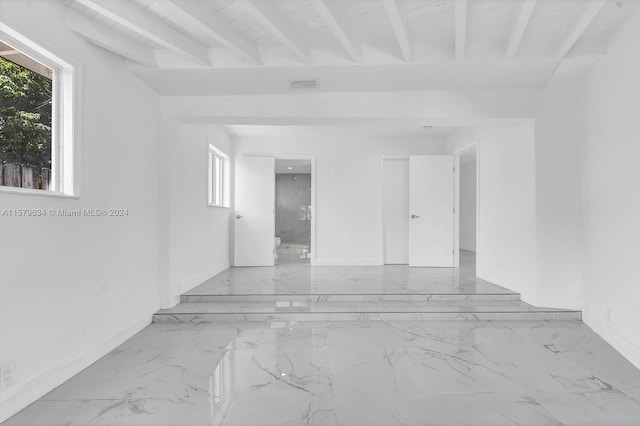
447 123 537 300
534 81 586 309
161 121 233 306
0 1 161 421
459 149 477 252
578 9 640 368
234 128 447 265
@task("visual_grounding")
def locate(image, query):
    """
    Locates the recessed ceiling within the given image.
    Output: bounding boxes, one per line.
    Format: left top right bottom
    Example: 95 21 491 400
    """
136 60 559 95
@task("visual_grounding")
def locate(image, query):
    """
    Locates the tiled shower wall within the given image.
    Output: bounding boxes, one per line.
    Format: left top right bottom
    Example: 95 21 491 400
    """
275 173 311 244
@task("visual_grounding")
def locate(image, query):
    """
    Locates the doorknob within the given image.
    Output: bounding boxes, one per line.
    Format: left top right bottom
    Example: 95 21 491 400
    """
411 214 420 219
236 215 243 219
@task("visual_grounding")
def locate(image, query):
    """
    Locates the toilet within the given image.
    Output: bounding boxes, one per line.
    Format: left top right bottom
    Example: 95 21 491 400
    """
274 237 281 260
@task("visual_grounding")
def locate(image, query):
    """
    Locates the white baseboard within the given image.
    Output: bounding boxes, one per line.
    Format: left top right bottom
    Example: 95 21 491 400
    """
178 262 230 295
583 309 640 370
0 315 151 424
312 258 382 266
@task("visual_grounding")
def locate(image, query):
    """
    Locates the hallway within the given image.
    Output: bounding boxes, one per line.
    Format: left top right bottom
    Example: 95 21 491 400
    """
4 255 640 425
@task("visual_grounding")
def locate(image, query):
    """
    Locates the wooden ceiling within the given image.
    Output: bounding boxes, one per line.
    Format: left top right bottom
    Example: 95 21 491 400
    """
61 0 637 69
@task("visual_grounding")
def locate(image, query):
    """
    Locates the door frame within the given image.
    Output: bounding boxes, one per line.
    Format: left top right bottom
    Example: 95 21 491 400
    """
453 141 479 268
380 155 410 264
274 154 317 265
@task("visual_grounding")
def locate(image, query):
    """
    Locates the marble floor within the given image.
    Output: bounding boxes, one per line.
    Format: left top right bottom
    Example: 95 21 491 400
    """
4 321 640 425
157 251 580 323
153 300 581 323
4 253 640 425
189 251 514 296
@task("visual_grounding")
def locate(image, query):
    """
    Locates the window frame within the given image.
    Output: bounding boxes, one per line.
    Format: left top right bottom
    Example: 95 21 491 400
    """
0 23 79 198
208 144 230 208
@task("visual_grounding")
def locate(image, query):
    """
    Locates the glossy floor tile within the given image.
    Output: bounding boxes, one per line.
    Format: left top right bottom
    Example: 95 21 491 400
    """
4 253 636 425
187 251 515 296
154 300 581 322
166 251 578 323
4 321 640 425
182 293 523 302
160 300 569 313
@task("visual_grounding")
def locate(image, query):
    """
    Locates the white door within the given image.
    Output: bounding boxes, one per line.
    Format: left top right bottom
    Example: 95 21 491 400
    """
383 159 410 264
234 157 275 267
409 155 455 267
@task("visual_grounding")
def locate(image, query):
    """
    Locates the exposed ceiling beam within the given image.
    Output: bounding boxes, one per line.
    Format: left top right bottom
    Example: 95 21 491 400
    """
555 0 607 60
235 0 312 63
159 0 260 64
309 0 361 62
454 0 467 60
381 0 412 62
73 0 210 65
66 10 157 67
506 0 536 60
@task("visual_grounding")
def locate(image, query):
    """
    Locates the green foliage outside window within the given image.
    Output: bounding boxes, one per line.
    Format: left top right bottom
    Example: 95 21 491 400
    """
0 56 52 168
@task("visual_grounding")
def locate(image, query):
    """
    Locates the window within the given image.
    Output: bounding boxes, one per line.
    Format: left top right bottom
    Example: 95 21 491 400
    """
208 145 229 207
0 26 76 195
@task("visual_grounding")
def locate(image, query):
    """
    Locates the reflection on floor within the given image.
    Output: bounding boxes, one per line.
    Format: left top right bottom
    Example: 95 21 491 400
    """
4 252 640 425
154 250 580 322
193 250 508 295
276 242 310 265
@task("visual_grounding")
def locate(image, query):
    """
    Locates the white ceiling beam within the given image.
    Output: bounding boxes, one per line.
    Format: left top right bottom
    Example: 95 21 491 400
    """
309 0 361 62
73 0 210 65
506 0 536 60
555 0 606 60
235 0 311 63
159 0 260 64
454 0 467 60
66 10 157 67
382 0 412 62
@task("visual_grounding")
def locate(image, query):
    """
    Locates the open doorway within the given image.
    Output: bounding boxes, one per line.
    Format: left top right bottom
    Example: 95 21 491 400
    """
457 145 477 269
274 158 313 265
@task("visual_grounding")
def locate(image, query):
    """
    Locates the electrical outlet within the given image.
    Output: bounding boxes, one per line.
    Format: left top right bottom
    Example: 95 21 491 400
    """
1 361 16 389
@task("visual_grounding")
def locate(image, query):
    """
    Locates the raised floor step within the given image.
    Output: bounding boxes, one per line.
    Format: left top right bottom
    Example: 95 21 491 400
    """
181 292 522 303
153 300 581 323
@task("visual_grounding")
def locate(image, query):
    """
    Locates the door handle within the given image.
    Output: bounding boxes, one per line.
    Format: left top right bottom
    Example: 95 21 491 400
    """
236 215 243 219
411 214 420 219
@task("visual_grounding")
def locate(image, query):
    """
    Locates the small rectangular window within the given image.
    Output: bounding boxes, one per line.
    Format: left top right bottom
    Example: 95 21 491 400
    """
0 28 76 196
208 145 229 207
1 41 52 190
